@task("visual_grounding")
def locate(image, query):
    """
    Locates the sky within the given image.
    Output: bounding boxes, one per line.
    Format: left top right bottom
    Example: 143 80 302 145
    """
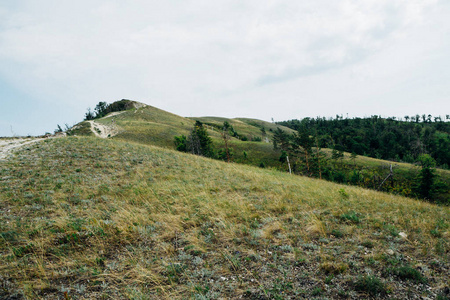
0 0 449 136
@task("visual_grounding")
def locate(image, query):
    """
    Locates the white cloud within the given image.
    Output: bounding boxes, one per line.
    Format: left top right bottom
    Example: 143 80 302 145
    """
0 0 449 136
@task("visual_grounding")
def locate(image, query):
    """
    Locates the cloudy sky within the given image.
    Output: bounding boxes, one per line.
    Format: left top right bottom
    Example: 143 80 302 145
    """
1 1 449 136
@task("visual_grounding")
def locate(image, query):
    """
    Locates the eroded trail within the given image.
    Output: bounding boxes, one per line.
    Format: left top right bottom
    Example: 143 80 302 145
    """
87 120 119 138
0 138 46 160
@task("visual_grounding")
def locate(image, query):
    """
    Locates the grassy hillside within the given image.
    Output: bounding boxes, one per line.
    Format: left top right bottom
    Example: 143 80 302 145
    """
192 116 296 141
0 137 448 299
104 104 294 150
70 103 296 169
67 102 449 202
97 104 194 148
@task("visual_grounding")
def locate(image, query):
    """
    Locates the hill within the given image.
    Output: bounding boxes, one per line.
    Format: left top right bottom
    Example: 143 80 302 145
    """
0 136 449 299
68 101 296 168
67 101 449 203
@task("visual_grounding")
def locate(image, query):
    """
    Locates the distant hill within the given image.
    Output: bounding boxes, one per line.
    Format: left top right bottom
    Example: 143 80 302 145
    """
68 100 296 168
66 100 449 203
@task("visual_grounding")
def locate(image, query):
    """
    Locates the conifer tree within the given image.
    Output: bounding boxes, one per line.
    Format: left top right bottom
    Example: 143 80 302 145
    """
415 154 437 201
189 121 214 157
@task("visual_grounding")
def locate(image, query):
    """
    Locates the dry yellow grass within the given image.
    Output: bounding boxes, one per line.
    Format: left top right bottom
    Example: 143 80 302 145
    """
0 136 448 299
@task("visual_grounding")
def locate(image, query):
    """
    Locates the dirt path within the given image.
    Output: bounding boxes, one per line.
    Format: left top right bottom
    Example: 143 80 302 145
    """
102 111 125 119
0 138 47 160
87 121 119 138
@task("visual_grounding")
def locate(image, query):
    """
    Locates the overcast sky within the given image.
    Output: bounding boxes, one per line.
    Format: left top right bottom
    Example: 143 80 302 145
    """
1 1 449 136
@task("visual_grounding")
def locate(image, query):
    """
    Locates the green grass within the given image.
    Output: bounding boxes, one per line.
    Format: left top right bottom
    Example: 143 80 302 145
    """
192 116 295 141
99 105 294 170
67 121 94 136
386 265 428 284
0 136 448 299
67 102 450 203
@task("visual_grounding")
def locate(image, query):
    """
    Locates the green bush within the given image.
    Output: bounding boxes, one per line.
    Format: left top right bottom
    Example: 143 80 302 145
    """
388 265 427 284
354 275 386 296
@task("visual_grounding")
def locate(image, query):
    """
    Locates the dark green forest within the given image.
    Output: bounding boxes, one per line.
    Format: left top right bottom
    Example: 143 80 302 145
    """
277 115 450 168
274 115 449 204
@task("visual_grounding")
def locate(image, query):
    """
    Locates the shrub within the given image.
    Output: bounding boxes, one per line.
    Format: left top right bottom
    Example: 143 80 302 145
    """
331 229 344 238
338 188 349 198
388 265 427 284
174 135 188 152
354 275 386 296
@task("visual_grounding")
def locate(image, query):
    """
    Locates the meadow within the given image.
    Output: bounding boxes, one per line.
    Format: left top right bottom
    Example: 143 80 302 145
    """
0 137 448 299
68 103 449 204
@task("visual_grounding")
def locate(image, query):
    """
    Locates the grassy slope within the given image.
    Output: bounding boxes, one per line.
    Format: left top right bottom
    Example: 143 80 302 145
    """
100 105 194 148
91 105 296 168
0 137 448 299
107 105 295 149
192 116 296 139
69 103 450 202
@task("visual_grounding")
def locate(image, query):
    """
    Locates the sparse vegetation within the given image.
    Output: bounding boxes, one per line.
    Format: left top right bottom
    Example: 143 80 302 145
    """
0 136 448 299
72 101 450 203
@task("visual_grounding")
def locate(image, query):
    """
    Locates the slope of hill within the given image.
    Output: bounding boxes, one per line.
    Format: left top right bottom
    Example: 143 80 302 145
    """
66 100 449 203
69 102 296 168
0 136 449 299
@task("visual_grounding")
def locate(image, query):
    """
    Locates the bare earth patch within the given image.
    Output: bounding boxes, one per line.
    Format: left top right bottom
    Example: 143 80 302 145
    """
87 120 120 138
102 111 125 119
0 137 47 160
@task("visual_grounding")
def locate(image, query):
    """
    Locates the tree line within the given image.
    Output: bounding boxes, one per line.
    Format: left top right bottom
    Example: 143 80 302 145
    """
277 115 450 169
84 100 133 120
273 126 448 203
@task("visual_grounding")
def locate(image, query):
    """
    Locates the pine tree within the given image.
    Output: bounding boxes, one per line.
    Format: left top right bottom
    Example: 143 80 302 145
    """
414 154 437 201
94 102 109 118
174 135 188 152
189 121 214 157
84 108 95 120
272 128 290 151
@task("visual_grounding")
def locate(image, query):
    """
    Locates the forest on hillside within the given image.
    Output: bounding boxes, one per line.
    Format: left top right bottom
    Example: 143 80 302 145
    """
277 115 450 169
174 118 449 204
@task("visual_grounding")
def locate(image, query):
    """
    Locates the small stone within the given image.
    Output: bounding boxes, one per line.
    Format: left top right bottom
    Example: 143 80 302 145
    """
399 232 408 239
386 249 394 255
